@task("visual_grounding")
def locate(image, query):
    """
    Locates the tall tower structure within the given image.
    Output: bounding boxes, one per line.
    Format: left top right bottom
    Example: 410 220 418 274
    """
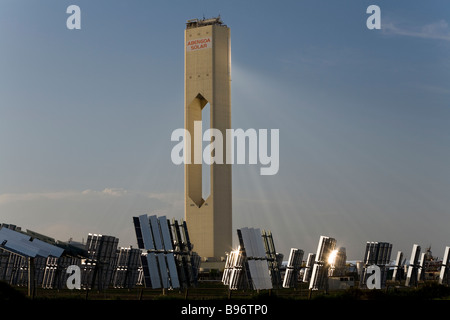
184 17 232 261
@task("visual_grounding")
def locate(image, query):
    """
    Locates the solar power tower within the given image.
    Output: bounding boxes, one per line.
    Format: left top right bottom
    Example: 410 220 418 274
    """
309 236 336 291
359 241 392 289
184 17 232 262
282 248 304 288
222 228 281 290
133 214 199 289
405 244 421 287
439 246 450 285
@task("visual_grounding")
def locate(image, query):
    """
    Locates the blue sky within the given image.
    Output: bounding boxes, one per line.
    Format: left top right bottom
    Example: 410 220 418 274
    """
0 0 449 260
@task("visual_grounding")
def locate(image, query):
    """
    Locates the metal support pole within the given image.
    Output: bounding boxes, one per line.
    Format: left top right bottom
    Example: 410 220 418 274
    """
28 257 36 298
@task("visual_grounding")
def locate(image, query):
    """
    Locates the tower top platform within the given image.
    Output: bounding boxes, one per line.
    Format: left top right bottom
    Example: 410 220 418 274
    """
186 16 226 29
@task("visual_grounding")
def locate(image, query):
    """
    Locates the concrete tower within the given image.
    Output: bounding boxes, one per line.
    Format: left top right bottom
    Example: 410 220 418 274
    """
184 17 232 262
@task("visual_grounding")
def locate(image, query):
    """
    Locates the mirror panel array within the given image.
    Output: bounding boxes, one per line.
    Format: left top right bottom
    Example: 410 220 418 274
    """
262 230 283 289
42 256 81 289
405 244 421 287
112 247 141 288
359 241 392 289
309 235 336 291
4 222 450 292
391 251 404 282
133 214 199 290
222 247 247 290
302 253 316 283
0 226 66 287
328 247 347 277
239 227 273 290
81 234 119 290
417 252 426 282
0 222 199 290
223 228 281 291
439 246 450 285
0 227 64 258
282 248 304 288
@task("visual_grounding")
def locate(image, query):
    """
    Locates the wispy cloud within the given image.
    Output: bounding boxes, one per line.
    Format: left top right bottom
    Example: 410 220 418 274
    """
81 188 128 197
383 19 450 42
0 188 128 204
0 188 182 205
0 191 79 205
0 188 184 246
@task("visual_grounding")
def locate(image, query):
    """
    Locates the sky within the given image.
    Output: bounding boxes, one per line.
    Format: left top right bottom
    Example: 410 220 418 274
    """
0 0 449 261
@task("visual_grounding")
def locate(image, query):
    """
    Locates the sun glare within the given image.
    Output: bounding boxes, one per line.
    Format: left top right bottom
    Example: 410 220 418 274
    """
327 249 338 265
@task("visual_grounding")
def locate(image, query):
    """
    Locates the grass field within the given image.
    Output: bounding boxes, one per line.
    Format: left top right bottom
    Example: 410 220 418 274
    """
3 280 450 301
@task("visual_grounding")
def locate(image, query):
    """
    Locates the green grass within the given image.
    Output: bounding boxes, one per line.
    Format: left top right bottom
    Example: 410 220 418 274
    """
311 283 450 301
3 281 450 301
